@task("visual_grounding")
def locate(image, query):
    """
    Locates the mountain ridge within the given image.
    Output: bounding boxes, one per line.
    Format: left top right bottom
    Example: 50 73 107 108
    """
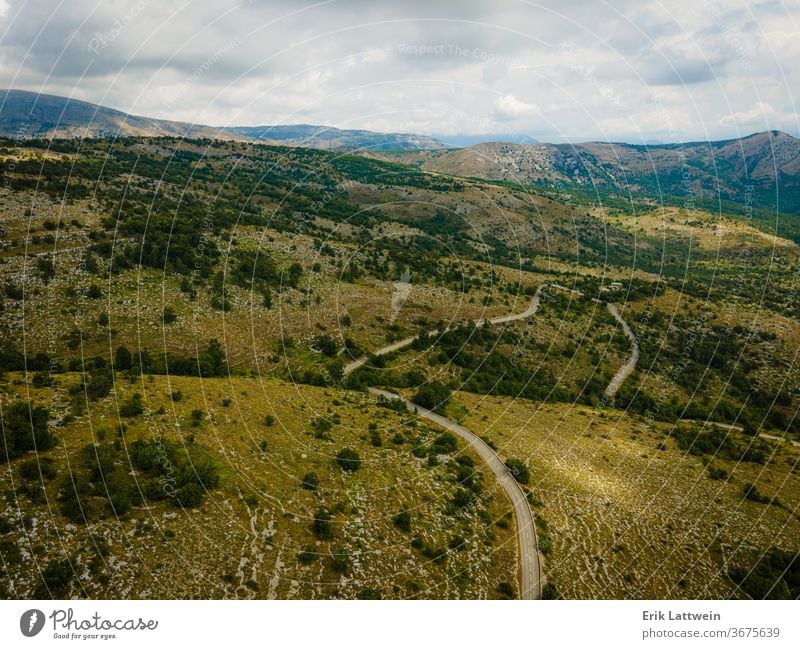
0 89 447 151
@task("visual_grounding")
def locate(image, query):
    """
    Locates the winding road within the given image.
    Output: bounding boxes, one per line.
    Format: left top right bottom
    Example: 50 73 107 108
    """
368 388 542 599
343 284 545 376
341 285 642 599
604 302 639 399
342 286 546 600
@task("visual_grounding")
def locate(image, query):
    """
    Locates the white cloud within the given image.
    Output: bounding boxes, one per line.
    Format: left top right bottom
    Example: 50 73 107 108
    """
0 0 797 142
717 102 791 130
493 94 539 120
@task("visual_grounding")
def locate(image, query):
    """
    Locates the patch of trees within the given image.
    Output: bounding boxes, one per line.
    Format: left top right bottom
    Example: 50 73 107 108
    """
670 425 769 465
58 437 221 523
729 548 800 599
0 401 54 461
412 382 452 414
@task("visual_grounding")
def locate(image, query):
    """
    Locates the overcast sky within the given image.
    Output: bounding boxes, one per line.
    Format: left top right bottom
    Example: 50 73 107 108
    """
0 0 798 143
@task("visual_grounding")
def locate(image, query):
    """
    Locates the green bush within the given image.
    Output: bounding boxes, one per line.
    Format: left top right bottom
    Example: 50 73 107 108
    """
301 472 319 491
336 448 361 472
393 509 412 532
35 559 75 597
312 508 333 539
0 401 54 460
505 458 530 484
119 393 144 417
412 382 452 413
19 457 57 481
175 483 204 508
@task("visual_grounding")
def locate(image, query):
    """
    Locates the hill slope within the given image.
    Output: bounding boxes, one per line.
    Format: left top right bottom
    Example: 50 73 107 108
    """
378 131 800 215
0 90 447 150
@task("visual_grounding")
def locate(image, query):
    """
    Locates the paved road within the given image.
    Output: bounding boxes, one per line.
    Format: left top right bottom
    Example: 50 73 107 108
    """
604 302 639 399
344 285 545 376
367 387 542 600
342 287 546 600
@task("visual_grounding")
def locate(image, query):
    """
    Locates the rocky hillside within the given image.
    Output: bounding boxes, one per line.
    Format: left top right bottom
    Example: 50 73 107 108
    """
378 131 800 216
0 90 447 151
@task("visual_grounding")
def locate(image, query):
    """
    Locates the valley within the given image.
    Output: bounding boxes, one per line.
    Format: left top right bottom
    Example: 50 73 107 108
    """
1 132 799 600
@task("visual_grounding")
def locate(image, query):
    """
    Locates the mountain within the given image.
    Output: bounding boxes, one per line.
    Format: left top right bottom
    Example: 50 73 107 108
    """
228 123 445 151
431 133 539 147
0 89 245 141
0 90 448 150
377 131 800 215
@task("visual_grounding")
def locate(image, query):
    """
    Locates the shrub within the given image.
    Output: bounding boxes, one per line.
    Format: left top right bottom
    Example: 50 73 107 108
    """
301 472 319 491
119 393 144 417
162 307 178 324
496 582 515 599
312 508 333 539
412 382 452 413
0 401 54 460
330 549 352 575
174 483 204 508
86 369 113 400
393 509 412 532
35 559 75 597
707 466 729 480
114 346 132 371
432 432 458 454
19 457 57 482
336 448 361 472
451 487 475 510
297 547 317 565
743 483 772 504
170 390 183 402
505 458 530 484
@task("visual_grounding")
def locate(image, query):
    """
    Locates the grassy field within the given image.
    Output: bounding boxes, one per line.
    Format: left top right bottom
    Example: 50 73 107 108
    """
455 393 800 599
0 373 517 599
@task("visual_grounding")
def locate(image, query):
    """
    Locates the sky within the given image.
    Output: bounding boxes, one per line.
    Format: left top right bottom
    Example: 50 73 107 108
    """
0 0 798 144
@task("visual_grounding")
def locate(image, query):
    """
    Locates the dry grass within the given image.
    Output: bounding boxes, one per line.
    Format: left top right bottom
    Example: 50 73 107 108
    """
456 393 800 599
0 374 516 599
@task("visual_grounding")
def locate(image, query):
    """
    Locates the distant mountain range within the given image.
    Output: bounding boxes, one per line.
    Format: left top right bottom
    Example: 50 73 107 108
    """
0 90 447 151
2 89 799 214
376 131 800 215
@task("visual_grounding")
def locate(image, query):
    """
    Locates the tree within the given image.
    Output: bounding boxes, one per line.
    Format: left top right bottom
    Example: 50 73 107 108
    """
393 509 412 532
0 401 54 461
115 346 132 371
301 472 319 490
505 458 530 484
312 508 333 539
336 448 361 472
174 483 203 508
412 382 452 413
119 393 144 417
35 559 75 597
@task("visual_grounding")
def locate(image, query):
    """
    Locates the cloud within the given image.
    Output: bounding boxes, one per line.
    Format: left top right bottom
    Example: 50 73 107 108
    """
493 94 539 120
717 101 788 129
0 0 797 142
